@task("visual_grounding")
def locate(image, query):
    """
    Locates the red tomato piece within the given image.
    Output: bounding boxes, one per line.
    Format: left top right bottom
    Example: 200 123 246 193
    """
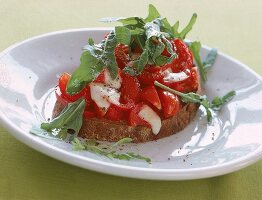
171 39 193 72
83 111 95 119
120 72 141 103
141 86 162 110
115 44 129 69
58 73 86 102
83 85 93 109
105 102 134 121
158 89 180 118
162 68 198 93
93 103 108 118
177 67 199 92
128 103 151 128
137 64 171 86
55 87 69 106
137 69 164 86
93 69 106 83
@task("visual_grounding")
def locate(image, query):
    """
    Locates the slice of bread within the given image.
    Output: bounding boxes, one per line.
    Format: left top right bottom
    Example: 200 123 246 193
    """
53 100 199 143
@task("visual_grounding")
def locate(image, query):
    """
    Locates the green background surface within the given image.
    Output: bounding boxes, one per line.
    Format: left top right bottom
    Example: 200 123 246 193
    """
0 0 261 199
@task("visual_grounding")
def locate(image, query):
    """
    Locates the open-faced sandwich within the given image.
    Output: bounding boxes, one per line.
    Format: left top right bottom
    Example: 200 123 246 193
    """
35 5 235 162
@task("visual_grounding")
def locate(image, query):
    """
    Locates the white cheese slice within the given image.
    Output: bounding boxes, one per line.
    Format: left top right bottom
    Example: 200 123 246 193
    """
138 105 161 135
90 83 120 111
104 68 122 89
163 69 189 82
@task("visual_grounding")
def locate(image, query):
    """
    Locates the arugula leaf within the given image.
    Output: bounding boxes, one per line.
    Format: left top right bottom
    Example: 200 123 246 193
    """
122 66 138 76
154 81 235 122
189 42 218 83
125 152 151 163
103 17 145 35
189 41 207 82
131 48 149 73
71 138 86 150
30 126 62 140
101 31 118 79
172 21 180 36
112 137 133 147
203 48 217 69
159 18 173 36
179 13 197 39
88 38 95 45
115 26 131 45
144 4 161 23
152 40 165 61
66 51 105 94
67 31 118 94
71 138 151 163
170 13 197 39
40 98 86 139
211 90 236 111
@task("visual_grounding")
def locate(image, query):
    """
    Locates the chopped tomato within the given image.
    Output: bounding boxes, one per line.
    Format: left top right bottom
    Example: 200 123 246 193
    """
83 85 93 109
93 103 108 118
120 72 141 103
105 102 134 121
93 69 106 83
177 67 198 92
55 87 69 106
158 89 180 118
115 44 129 69
137 64 171 86
128 103 151 128
170 39 193 72
83 111 95 119
141 86 161 110
58 73 86 102
162 68 198 93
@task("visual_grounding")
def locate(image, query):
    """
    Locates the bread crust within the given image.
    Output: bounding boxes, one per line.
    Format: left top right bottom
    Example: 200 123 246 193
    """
53 100 199 143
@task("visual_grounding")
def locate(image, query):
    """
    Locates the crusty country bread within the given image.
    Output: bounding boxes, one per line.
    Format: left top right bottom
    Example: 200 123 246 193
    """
53 100 199 143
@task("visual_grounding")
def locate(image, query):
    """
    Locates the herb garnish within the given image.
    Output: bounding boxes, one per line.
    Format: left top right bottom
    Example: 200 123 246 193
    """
71 137 151 163
154 81 235 122
39 98 86 139
189 42 218 82
71 4 199 82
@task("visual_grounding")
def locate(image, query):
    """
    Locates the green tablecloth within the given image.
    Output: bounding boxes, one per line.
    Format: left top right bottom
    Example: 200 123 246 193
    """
0 0 261 199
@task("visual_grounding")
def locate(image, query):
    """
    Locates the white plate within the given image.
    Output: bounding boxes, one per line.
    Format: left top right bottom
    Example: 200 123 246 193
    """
0 28 261 180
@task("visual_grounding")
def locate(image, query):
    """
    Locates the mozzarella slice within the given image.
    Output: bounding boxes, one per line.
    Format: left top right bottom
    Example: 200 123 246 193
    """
163 70 189 82
104 68 122 89
90 83 120 111
138 105 162 135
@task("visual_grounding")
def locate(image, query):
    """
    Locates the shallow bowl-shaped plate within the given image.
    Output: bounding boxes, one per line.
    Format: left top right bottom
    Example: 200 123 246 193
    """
0 28 262 180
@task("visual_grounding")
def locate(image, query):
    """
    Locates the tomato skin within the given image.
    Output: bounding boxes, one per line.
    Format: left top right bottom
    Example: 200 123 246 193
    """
120 72 141 103
105 102 134 121
128 103 151 127
83 111 95 119
58 73 86 102
141 86 162 110
158 89 180 118
171 39 193 72
137 65 170 86
163 68 198 93
115 44 129 69
93 69 106 83
55 87 69 106
137 68 164 86
93 103 107 118
178 67 198 92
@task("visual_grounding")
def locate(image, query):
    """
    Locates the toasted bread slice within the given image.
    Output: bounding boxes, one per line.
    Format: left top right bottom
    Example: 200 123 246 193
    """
53 100 199 143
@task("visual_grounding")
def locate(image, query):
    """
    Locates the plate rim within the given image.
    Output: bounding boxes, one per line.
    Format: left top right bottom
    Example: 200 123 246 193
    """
0 28 261 180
